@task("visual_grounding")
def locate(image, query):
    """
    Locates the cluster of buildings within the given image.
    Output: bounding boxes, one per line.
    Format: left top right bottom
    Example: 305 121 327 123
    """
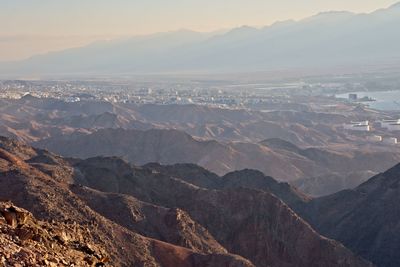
343 121 370 132
0 80 293 109
343 120 400 144
379 119 400 131
344 119 400 132
366 135 398 144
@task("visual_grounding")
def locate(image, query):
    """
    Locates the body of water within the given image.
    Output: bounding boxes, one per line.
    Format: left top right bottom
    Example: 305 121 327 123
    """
337 90 400 111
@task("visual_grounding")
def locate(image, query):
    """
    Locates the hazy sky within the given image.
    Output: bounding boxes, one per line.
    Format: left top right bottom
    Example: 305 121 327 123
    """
0 0 398 61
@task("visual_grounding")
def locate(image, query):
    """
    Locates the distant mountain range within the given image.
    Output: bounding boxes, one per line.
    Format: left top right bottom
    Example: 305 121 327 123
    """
2 2 400 76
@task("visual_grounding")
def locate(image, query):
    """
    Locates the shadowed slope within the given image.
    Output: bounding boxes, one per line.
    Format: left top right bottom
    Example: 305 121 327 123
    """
303 163 400 267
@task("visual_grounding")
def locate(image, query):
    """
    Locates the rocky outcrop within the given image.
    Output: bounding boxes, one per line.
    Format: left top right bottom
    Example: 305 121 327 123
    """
0 201 109 266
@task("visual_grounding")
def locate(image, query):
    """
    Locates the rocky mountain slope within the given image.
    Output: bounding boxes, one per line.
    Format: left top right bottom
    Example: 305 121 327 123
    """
143 163 310 210
69 156 372 267
0 136 254 267
302 163 400 267
293 170 375 197
0 136 372 266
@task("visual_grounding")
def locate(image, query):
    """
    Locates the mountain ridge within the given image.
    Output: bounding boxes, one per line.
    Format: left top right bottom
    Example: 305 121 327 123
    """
34 128 400 186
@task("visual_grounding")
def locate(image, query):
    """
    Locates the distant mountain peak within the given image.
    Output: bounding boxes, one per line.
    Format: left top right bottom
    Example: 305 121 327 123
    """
305 10 355 22
315 10 354 16
173 28 201 34
389 1 400 9
269 19 296 27
227 25 258 34
261 20 296 31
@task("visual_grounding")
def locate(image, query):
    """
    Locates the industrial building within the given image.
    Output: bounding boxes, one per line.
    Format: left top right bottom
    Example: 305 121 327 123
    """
387 123 400 131
379 119 400 129
343 121 370 131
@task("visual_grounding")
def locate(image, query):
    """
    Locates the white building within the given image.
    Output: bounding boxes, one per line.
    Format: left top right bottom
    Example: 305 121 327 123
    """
379 119 400 129
343 121 370 132
387 124 400 132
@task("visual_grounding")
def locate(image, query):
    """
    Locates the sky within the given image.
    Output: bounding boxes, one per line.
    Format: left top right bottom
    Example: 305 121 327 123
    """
0 0 398 61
